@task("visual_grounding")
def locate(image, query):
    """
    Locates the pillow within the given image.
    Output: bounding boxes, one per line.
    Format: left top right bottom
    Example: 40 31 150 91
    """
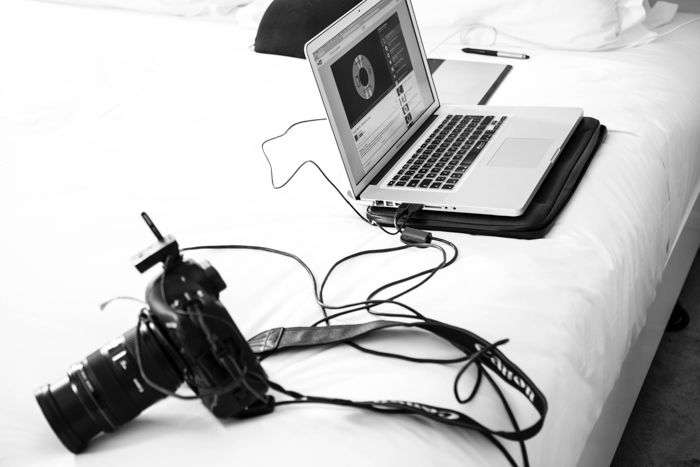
254 0 361 58
617 0 648 32
411 0 622 50
411 0 676 51
249 0 678 56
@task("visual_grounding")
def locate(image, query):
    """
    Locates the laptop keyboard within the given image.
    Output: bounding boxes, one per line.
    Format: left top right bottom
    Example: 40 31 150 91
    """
387 114 507 190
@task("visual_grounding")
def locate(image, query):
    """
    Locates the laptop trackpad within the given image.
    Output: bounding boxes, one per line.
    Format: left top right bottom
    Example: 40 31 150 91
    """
488 138 553 169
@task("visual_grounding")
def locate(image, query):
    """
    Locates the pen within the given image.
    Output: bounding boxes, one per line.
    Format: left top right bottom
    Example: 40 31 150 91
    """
462 47 530 60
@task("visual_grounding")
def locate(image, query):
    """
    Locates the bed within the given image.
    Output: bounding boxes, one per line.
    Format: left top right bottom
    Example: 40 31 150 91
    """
2 0 699 466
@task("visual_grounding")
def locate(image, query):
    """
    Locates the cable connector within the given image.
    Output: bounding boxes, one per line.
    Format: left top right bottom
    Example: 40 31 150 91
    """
394 203 424 231
400 227 432 246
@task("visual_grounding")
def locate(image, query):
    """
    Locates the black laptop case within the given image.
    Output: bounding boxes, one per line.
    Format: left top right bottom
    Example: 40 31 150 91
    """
366 117 606 239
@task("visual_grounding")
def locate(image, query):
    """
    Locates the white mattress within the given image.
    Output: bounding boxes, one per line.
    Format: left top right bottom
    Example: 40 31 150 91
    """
2 2 700 466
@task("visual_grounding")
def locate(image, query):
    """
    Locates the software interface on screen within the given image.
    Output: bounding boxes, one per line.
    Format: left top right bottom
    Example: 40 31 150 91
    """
312 0 434 186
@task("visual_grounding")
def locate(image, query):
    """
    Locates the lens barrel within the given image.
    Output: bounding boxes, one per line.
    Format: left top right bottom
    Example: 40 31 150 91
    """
35 324 183 453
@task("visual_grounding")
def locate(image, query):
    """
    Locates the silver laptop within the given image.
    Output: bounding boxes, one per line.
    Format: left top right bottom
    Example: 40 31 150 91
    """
305 0 582 216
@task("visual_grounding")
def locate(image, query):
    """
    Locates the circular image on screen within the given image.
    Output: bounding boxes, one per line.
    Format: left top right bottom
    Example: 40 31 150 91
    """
352 55 375 100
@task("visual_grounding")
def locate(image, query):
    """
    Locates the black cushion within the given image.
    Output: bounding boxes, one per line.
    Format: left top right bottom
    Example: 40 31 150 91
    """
254 0 361 59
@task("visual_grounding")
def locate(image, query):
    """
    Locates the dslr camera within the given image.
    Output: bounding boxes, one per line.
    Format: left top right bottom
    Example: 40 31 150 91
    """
35 215 272 453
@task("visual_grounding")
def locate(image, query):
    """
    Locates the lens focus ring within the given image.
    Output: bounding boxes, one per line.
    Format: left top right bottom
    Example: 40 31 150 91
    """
35 324 183 453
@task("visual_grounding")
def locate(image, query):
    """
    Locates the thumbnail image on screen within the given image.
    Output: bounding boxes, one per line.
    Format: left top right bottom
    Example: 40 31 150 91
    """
331 29 394 128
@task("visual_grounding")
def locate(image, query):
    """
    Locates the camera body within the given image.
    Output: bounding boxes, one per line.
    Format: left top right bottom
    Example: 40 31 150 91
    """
35 228 272 453
144 252 271 418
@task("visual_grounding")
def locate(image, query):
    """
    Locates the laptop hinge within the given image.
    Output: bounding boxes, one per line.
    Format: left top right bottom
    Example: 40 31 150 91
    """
366 113 439 190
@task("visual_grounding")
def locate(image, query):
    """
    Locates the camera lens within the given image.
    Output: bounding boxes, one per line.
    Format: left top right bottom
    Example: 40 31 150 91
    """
35 323 184 453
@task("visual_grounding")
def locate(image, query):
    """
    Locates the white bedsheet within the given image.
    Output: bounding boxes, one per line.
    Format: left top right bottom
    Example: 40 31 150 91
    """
2 2 700 466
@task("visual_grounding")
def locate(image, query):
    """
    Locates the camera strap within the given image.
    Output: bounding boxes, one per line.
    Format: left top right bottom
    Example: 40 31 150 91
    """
247 318 546 444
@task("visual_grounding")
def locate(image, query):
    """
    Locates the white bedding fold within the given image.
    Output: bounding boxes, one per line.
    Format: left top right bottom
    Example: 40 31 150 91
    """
33 0 252 17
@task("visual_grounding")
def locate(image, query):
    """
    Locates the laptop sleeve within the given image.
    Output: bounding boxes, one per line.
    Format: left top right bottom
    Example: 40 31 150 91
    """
366 117 606 239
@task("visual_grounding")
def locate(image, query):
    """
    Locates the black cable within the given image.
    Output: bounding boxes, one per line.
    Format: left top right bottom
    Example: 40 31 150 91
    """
183 244 448 326
260 118 376 227
131 268 270 403
261 118 415 236
189 301 269 404
183 243 467 365
134 310 249 401
260 118 460 315
259 118 468 364
131 244 529 466
133 311 198 401
331 236 459 363
182 244 416 324
128 119 534 466
366 237 458 304
314 238 456 323
321 242 446 306
317 242 441 321
343 341 469 365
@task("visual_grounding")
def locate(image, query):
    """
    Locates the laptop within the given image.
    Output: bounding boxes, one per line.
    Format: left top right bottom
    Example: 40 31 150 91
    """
305 0 582 216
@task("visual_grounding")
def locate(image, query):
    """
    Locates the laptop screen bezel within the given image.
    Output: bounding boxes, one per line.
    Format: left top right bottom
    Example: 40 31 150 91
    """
304 0 440 200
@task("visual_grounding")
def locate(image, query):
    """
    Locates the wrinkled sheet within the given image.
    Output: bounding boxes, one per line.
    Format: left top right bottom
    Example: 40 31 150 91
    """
1 1 699 466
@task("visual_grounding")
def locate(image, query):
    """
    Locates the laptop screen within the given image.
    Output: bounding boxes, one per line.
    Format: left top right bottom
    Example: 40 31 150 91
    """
310 0 436 191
